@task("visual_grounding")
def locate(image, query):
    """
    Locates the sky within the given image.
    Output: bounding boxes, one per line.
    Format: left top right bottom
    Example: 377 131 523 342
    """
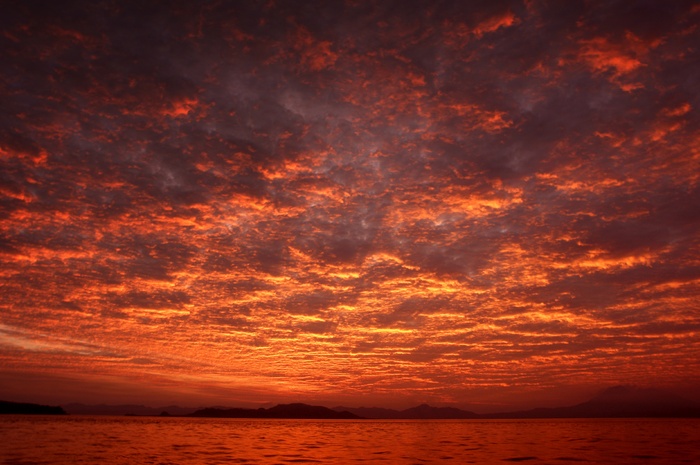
1 0 699 412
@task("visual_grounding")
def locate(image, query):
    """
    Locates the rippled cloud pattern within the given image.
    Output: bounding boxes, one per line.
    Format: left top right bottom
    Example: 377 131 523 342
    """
1 0 699 408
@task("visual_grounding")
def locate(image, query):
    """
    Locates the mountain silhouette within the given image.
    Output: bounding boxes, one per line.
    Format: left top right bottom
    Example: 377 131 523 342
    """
335 386 699 419
571 385 700 417
189 403 359 419
485 386 700 418
0 400 66 415
333 403 479 419
29 385 700 419
62 403 198 416
401 404 480 419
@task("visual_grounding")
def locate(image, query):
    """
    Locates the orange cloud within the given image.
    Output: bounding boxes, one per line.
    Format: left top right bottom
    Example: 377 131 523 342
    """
472 10 520 37
1 0 699 411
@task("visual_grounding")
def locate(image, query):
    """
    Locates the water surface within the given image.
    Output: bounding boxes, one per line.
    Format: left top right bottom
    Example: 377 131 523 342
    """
2 416 699 464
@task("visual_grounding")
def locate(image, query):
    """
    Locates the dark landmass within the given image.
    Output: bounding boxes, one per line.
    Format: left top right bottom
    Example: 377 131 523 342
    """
189 403 359 419
0 400 67 415
52 385 700 420
483 386 700 419
62 403 198 416
336 386 700 419
333 403 479 419
331 406 400 419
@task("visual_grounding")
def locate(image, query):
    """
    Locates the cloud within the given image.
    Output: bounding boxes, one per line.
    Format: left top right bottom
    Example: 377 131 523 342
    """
0 0 699 408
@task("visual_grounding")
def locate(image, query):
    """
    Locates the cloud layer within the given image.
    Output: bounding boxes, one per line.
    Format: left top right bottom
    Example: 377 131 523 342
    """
1 0 699 408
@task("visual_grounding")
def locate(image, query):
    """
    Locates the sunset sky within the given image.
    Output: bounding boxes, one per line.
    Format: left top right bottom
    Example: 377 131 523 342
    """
1 0 699 412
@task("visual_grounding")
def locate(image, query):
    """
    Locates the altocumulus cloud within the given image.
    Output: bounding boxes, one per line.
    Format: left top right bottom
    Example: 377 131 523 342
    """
1 0 699 408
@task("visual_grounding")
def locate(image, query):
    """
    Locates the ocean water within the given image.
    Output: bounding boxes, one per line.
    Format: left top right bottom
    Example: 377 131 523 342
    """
1 416 699 464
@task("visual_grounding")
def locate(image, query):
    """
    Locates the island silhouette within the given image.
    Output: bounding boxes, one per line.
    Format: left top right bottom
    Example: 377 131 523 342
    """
0 400 66 415
188 403 360 419
481 385 700 419
4 386 699 419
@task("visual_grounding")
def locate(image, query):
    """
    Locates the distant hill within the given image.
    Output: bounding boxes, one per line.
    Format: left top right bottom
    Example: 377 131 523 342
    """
332 406 405 419
485 386 700 419
335 386 699 419
0 400 66 415
62 403 198 416
333 403 479 419
189 403 359 419
37 385 700 420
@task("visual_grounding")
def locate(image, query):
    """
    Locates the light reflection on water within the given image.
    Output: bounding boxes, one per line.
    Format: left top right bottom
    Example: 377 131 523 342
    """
1 416 699 464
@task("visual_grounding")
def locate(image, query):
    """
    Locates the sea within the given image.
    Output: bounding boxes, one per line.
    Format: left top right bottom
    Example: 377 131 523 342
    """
1 416 699 464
